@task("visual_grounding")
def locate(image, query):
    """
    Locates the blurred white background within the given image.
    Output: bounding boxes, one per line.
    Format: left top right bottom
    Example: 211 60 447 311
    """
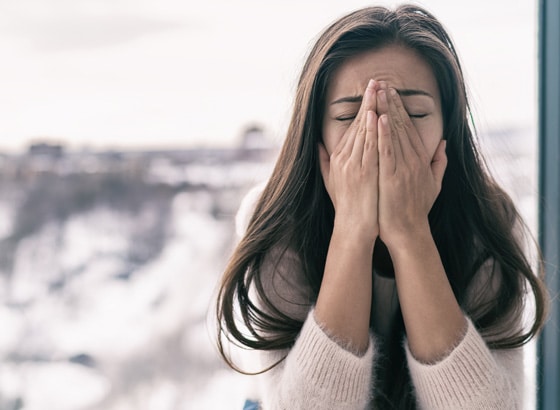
0 0 537 151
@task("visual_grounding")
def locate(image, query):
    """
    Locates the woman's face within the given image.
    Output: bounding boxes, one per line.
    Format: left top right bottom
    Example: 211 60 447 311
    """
322 45 444 159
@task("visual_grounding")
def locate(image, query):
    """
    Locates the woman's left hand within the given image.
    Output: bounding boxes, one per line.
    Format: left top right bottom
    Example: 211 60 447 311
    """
375 84 447 249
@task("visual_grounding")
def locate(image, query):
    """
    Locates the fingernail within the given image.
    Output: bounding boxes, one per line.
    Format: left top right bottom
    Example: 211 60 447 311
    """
381 115 388 125
367 79 376 89
390 88 397 97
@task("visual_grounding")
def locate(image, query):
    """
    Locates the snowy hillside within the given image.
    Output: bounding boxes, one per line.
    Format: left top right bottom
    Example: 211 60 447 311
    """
0 146 274 410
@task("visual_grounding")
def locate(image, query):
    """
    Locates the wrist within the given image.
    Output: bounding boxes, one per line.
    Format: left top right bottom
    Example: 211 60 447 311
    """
382 221 433 256
332 217 378 250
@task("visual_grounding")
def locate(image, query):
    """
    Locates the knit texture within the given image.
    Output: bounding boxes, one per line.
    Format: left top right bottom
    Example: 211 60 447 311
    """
259 312 523 409
405 317 522 409
261 310 375 410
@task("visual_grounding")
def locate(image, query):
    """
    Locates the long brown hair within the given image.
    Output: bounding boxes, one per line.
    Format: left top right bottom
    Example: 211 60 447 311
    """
215 5 549 409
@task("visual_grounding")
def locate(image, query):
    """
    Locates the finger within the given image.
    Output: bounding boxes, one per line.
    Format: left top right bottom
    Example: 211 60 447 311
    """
336 84 373 157
378 89 403 163
334 85 371 156
363 79 378 113
376 82 389 116
431 139 448 190
386 88 417 161
351 119 366 161
350 79 378 160
378 114 395 176
389 88 427 161
363 110 378 168
336 121 358 159
355 79 378 125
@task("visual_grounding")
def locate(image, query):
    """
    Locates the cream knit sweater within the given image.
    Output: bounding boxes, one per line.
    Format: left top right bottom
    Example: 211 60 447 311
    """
236 187 525 409
249 249 524 410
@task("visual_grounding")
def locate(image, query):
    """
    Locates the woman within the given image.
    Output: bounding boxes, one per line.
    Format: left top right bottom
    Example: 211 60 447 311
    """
215 5 549 409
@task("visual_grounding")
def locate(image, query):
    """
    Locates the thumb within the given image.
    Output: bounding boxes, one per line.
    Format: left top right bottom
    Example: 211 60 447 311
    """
431 139 448 190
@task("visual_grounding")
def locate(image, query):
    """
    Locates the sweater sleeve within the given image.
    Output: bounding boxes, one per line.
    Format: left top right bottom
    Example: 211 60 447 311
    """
405 316 524 410
253 246 375 409
259 309 375 410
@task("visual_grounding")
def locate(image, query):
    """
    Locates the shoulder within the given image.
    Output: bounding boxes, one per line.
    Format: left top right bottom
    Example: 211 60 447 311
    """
464 257 526 343
237 183 314 323
257 244 314 323
464 219 527 313
236 181 267 238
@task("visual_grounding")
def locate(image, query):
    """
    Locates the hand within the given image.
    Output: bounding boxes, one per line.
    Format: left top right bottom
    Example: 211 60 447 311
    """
318 79 380 244
376 85 447 248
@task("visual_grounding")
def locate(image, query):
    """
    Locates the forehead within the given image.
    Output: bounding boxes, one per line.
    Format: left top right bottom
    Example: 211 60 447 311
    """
326 45 440 103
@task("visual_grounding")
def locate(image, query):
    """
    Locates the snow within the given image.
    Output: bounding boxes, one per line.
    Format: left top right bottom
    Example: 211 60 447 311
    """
10 363 110 410
0 202 14 240
0 306 25 356
0 151 271 409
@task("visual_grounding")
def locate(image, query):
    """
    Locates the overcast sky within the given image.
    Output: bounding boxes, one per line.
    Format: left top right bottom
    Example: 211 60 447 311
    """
0 0 537 152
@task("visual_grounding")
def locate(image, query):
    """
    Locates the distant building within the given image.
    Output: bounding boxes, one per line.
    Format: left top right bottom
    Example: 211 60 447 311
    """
28 142 65 158
239 125 273 150
236 124 277 162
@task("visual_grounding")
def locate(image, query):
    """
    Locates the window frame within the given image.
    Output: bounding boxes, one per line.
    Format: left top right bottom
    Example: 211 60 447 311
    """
538 0 560 409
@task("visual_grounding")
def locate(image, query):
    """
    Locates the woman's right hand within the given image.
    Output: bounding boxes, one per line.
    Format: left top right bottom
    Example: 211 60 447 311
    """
318 79 380 245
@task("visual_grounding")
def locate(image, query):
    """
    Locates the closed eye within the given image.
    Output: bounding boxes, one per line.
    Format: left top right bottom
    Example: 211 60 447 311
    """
335 115 356 122
336 113 428 121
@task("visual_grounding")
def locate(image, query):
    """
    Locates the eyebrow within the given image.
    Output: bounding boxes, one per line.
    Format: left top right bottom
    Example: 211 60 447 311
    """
330 88 433 105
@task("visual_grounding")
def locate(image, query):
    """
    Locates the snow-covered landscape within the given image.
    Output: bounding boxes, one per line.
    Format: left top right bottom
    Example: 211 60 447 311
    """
0 140 275 409
0 127 538 410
